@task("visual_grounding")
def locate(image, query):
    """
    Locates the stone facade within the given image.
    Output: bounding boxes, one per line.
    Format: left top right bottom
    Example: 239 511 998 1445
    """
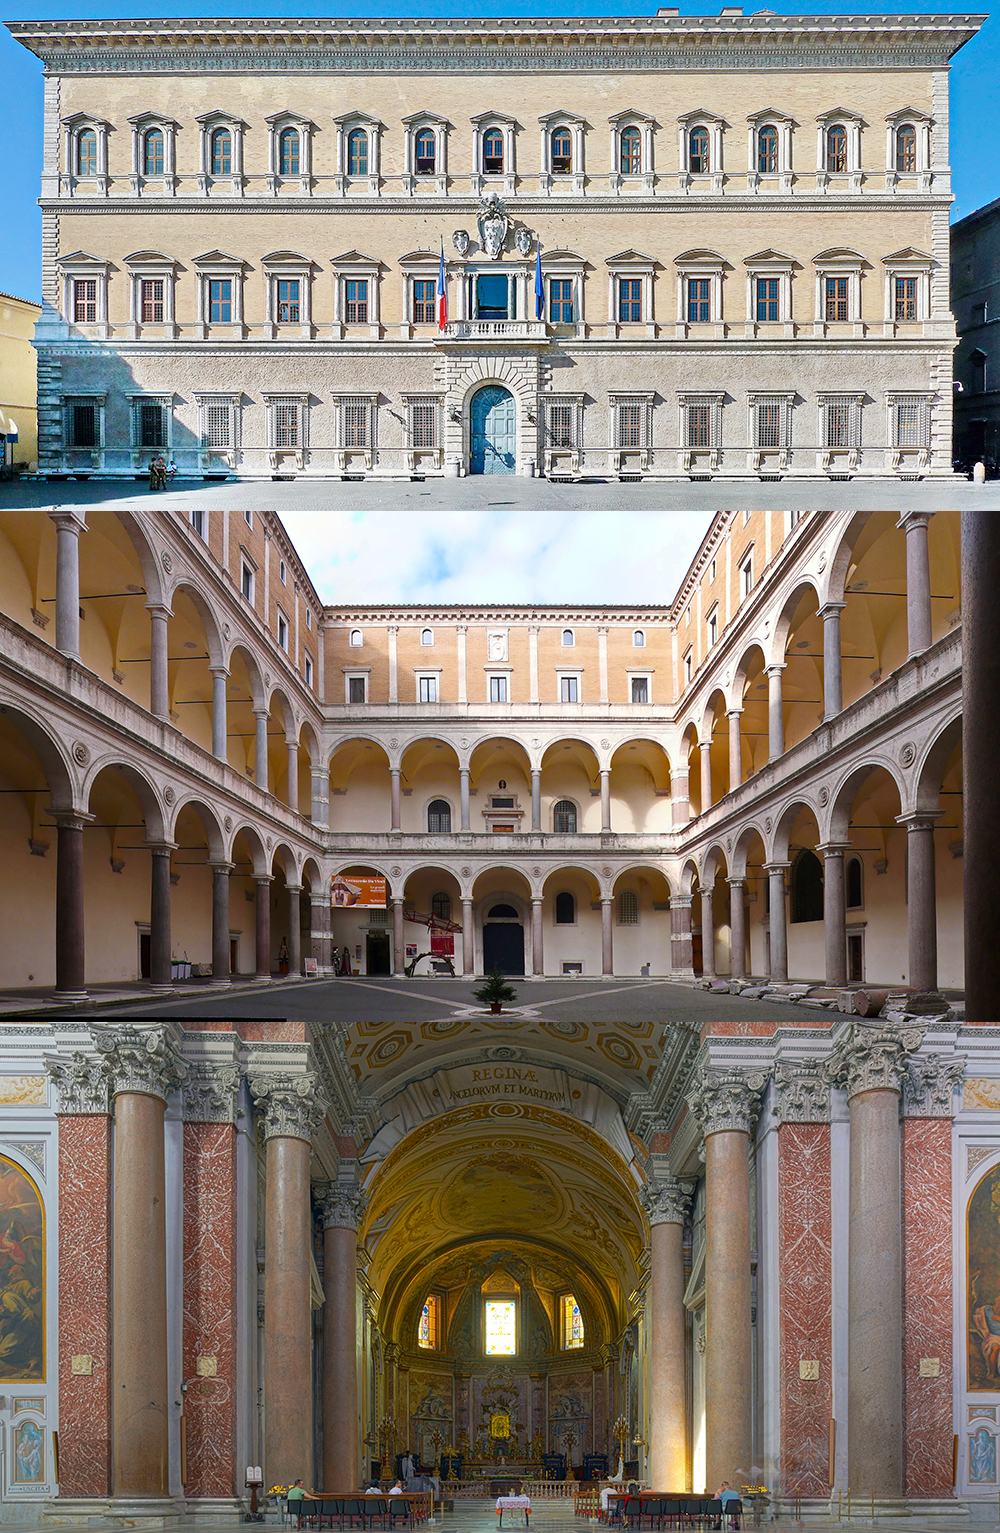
952 196 1000 468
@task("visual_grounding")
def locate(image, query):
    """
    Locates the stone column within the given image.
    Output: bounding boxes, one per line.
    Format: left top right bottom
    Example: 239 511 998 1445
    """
50 508 86 660
699 740 712 813
54 813 88 1001
94 1024 187 1507
900 814 939 993
727 711 742 793
962 508 1000 1020
148 844 173 991
821 843 849 988
820 602 845 719
390 768 402 831
460 768 471 831
387 625 399 703
456 625 468 704
601 896 613 976
829 1025 923 1504
531 897 544 976
728 877 746 980
600 769 611 832
210 666 229 761
286 742 299 812
642 1177 693 1491
250 1074 326 1492
255 875 272 979
254 709 269 793
287 885 302 977
899 510 933 658
687 1067 767 1495
529 624 540 702
462 897 474 975
147 604 171 720
211 863 232 985
671 764 690 827
700 887 716 978
669 895 694 977
311 768 329 830
321 1184 366 1487
531 768 542 831
766 664 785 761
765 863 790 982
392 897 404 974
311 893 332 976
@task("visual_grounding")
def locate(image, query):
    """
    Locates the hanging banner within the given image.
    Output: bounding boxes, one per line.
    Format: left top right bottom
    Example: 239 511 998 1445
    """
331 872 387 908
430 931 455 957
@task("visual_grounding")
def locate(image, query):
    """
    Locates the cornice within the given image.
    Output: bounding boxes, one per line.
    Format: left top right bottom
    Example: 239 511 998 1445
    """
39 194 953 216
324 605 672 623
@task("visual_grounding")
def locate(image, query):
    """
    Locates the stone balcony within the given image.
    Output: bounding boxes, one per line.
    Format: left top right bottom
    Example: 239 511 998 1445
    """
439 319 548 342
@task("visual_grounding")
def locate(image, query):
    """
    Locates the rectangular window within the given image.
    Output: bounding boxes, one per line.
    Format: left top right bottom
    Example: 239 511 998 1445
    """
631 676 648 704
756 399 783 449
489 675 508 703
741 556 753 597
202 402 231 449
306 609 312 630
485 1299 516 1355
73 279 97 323
277 279 300 324
617 890 639 925
710 558 717 580
137 401 166 449
560 675 579 703
894 276 918 321
209 279 232 323
342 397 370 449
413 279 435 324
67 401 98 448
825 275 849 322
547 402 573 449
618 278 642 323
304 654 313 687
241 562 254 603
140 279 164 323
616 401 643 449
244 509 253 527
279 559 286 583
687 277 711 323
345 278 368 323
549 278 574 324
476 272 509 319
756 277 780 322
708 611 718 646
348 675 367 704
409 399 438 450
894 398 926 448
686 403 711 449
825 399 852 448
684 651 693 683
274 402 300 448
418 675 437 703
191 510 206 538
277 611 288 652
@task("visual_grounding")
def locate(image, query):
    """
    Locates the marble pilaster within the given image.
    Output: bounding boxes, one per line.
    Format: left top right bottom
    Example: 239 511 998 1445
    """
320 1183 367 1487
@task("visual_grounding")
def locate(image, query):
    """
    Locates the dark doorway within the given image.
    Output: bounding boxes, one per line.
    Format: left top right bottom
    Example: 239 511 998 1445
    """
139 932 151 979
483 922 525 975
692 932 703 976
367 930 391 975
230 937 239 975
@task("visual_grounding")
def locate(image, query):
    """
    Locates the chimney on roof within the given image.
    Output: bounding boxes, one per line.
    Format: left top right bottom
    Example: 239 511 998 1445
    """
657 7 680 14
720 6 743 13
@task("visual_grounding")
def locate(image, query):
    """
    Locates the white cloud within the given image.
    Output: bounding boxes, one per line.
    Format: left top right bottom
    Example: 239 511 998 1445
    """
280 509 714 605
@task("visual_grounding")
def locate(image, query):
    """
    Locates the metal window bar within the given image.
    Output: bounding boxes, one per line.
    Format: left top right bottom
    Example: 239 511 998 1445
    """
895 398 927 449
410 401 437 449
140 279 164 323
135 401 166 449
756 400 783 450
618 891 639 925
342 398 370 449
412 280 435 324
67 402 98 449
616 402 643 449
273 402 300 449
686 403 712 449
547 403 573 448
202 402 231 449
73 280 97 323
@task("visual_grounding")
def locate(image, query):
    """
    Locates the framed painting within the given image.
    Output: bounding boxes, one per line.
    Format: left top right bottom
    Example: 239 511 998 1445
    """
0 1156 44 1382
13 1420 45 1483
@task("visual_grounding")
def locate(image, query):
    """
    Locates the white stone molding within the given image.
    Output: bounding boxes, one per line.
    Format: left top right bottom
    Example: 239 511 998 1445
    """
772 1059 831 1124
826 1022 924 1101
319 1183 367 1230
60 111 110 196
264 110 315 196
677 392 724 474
470 111 518 198
902 1052 965 1118
192 249 247 339
814 107 865 193
746 108 796 193
676 110 726 193
43 1048 109 1114
126 111 178 196
93 1022 188 1102
195 109 246 196
811 247 868 335
402 111 450 196
333 110 383 196
260 250 315 338
183 1062 241 1123
537 111 587 195
55 250 110 339
743 249 797 338
673 248 727 340
249 1071 327 1142
640 1174 693 1226
605 250 658 340
608 109 656 195
881 246 934 330
330 250 383 338
686 1064 768 1138
884 107 933 192
123 249 179 340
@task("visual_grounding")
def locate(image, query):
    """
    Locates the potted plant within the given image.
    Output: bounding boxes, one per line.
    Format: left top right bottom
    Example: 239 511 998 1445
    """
473 967 519 1014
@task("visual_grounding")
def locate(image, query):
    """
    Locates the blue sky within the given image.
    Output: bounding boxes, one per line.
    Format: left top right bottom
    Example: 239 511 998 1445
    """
1 0 997 304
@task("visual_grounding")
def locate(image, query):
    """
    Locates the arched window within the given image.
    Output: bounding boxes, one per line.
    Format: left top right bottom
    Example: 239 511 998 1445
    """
348 128 369 177
791 850 824 923
143 129 164 177
553 800 577 833
77 128 98 176
825 125 848 173
483 128 504 174
555 891 575 924
279 127 300 176
427 799 451 833
551 126 572 173
349 628 363 646
895 123 917 173
418 1294 439 1349
488 903 518 918
431 891 452 921
846 855 864 910
633 629 645 647
561 628 575 646
757 124 778 174
560 1294 585 1349
211 128 232 176
415 128 436 175
971 349 987 394
620 126 641 175
420 627 434 646
689 126 710 174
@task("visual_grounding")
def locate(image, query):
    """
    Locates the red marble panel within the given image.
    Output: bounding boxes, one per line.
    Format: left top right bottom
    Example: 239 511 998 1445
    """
707 1017 837 1038
57 1115 112 1496
182 1122 238 1499
778 1123 832 1497
901 1119 953 1498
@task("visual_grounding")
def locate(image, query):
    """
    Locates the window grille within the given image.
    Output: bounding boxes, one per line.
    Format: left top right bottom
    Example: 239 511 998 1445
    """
412 279 435 324
409 399 438 449
824 399 853 448
615 400 644 449
369 907 389 927
686 402 711 449
893 397 928 449
617 890 639 925
553 800 577 833
547 402 573 448
144 129 164 176
66 401 99 448
277 279 300 323
431 891 451 920
689 127 710 173
133 400 167 449
271 399 301 449
428 801 451 832
754 398 787 450
140 279 164 323
77 129 98 176
201 400 232 449
345 279 368 324
341 397 370 449
825 276 849 322
73 279 97 323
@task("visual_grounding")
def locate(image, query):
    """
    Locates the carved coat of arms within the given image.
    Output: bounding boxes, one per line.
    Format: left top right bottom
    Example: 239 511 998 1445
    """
478 195 509 260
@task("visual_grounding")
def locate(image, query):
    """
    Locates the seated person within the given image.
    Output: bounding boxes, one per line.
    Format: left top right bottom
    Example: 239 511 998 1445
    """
388 1480 406 1496
365 1481 385 1495
714 1482 740 1529
287 1480 318 1524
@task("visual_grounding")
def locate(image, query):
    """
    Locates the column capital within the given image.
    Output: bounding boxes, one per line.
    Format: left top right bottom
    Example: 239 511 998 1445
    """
826 1021 924 1101
901 1052 965 1118
764 860 791 874
725 707 742 720
698 740 712 754
455 623 468 634
818 840 852 858
255 873 274 887
44 1047 109 1114
253 705 269 719
896 509 933 532
145 840 176 856
687 1065 768 1139
599 765 610 777
896 810 943 832
601 894 613 905
250 1071 327 1142
765 661 786 676
726 875 745 889
93 1022 188 1102
597 624 610 635
144 600 173 620
386 623 399 635
51 810 95 832
818 600 847 618
209 663 230 678
211 861 234 876
183 1061 241 1123
772 1059 831 1124
318 1182 367 1230
531 895 543 907
669 894 693 911
640 1173 694 1227
287 882 302 895
48 507 88 532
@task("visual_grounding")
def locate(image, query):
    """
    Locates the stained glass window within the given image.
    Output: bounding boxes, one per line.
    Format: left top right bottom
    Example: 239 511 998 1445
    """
561 1295 584 1349
418 1294 438 1349
485 1299 516 1354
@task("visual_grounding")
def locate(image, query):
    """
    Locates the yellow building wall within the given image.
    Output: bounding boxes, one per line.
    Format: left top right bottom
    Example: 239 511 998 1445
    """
0 294 41 467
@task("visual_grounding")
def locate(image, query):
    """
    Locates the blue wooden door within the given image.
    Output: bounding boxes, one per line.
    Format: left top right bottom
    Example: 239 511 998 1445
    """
470 386 516 475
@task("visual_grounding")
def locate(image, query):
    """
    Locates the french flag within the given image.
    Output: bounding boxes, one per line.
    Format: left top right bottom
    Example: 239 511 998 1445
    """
437 241 448 331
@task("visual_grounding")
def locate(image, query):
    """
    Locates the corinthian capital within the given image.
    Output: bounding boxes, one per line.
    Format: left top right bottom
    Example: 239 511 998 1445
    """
687 1065 768 1139
319 1182 367 1230
640 1175 693 1227
902 1053 965 1118
249 1072 327 1143
92 1023 187 1103
183 1063 241 1123
43 1049 109 1114
772 1060 831 1125
826 1022 924 1102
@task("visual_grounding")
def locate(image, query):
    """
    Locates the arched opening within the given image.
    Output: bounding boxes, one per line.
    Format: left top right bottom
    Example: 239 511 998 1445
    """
329 739 391 832
402 867 464 976
608 739 672 832
84 763 165 983
470 386 516 476
473 867 531 976
0 708 71 990
400 738 461 833
540 740 600 832
166 586 221 754
542 866 601 977
830 764 904 987
735 647 769 779
469 738 532 833
733 827 768 978
331 863 391 975
611 865 672 977
171 798 224 976
225 644 264 777
778 584 824 753
916 717 963 989
230 825 268 975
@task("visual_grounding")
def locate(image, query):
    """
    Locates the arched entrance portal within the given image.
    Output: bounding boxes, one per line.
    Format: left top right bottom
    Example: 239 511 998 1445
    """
470 386 516 475
482 901 525 974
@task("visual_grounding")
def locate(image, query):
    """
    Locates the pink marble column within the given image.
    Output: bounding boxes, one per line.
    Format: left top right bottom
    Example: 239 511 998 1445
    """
321 1184 365 1486
727 711 742 793
54 813 87 1001
50 508 86 660
390 768 402 831
600 769 611 832
699 741 712 814
531 898 544 976
688 1068 765 1495
392 897 405 975
700 887 716 978
255 875 272 979
643 1177 692 1490
601 897 613 976
728 878 746 979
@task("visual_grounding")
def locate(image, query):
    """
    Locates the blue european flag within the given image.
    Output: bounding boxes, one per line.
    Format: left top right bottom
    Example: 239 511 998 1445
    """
534 241 544 321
